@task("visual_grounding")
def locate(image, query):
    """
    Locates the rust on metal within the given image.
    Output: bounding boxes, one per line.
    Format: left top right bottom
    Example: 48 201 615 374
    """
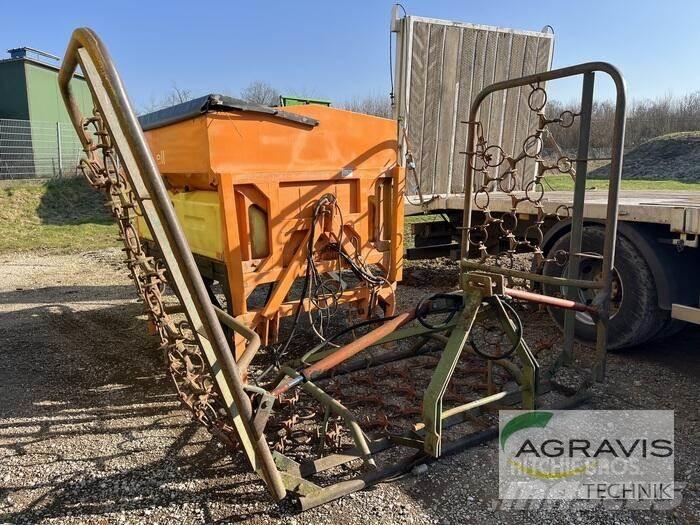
504 287 597 314
55 20 625 511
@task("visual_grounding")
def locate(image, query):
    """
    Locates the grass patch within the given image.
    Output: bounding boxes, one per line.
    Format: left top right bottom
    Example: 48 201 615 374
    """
2 172 698 255
541 174 700 191
0 178 117 253
405 214 445 224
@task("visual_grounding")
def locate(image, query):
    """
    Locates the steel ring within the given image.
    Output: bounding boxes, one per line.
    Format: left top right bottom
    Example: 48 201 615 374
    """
528 86 547 112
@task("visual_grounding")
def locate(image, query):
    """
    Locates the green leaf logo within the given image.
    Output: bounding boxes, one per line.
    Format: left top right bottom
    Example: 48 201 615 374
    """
500 411 553 450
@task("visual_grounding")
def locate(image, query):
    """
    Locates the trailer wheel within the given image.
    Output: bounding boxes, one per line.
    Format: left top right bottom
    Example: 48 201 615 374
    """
542 226 665 349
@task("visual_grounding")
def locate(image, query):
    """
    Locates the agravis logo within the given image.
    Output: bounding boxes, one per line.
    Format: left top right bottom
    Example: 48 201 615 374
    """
499 410 674 501
501 411 597 479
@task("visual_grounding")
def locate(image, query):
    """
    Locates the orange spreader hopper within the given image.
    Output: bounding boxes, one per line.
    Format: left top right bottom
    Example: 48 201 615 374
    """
137 95 404 359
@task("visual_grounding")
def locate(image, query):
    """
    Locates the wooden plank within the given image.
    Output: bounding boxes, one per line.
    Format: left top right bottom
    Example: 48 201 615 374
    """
479 30 498 190
419 23 446 194
434 26 461 194
470 30 488 189
486 32 512 191
500 34 527 188
408 21 429 194
404 190 700 226
516 36 538 189
450 28 478 194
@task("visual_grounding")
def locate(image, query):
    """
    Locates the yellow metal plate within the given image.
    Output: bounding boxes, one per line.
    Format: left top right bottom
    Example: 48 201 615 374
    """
138 190 224 261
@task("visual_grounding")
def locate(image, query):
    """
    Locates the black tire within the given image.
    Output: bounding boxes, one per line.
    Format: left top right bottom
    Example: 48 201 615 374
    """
542 226 667 350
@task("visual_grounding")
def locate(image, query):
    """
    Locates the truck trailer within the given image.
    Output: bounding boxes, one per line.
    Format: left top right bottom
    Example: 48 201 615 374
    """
393 13 700 348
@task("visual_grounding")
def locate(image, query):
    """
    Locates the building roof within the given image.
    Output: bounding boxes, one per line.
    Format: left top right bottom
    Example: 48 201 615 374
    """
0 55 85 79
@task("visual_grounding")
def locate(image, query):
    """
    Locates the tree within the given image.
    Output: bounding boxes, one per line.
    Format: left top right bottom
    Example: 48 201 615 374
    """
341 94 392 118
546 92 700 151
140 82 194 114
240 81 280 106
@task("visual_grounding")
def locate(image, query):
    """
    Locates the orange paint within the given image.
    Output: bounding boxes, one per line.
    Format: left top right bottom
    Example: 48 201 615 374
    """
141 105 404 360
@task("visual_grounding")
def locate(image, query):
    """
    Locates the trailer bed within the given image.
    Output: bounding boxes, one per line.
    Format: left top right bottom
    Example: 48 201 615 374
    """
406 190 700 234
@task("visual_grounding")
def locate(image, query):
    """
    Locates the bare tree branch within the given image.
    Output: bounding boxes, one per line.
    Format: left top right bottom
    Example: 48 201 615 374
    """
340 94 392 118
547 91 700 150
240 81 280 106
140 82 194 114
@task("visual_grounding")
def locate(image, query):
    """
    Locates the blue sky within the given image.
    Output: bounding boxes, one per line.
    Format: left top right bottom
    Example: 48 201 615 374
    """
3 1 699 109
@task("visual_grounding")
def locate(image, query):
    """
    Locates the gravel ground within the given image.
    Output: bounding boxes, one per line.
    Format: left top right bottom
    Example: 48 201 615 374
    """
0 250 698 524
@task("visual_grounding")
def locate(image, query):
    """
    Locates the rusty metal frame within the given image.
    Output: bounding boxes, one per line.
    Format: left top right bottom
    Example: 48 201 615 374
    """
58 28 286 500
462 62 627 381
58 27 625 511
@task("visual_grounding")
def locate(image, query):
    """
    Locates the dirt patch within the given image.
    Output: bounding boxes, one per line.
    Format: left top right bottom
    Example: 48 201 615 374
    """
591 131 700 182
402 258 460 288
0 250 698 524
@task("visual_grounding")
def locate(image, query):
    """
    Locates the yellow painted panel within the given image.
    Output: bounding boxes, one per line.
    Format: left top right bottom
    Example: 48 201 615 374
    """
137 190 224 261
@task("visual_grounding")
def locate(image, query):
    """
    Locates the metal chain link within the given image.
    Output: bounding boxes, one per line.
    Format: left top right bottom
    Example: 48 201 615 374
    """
78 110 345 456
467 84 581 273
77 111 239 449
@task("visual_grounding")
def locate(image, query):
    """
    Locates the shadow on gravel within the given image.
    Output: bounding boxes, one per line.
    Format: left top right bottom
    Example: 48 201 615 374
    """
2 271 698 523
612 325 700 382
0 284 277 523
0 424 267 524
0 285 135 305
0 299 155 420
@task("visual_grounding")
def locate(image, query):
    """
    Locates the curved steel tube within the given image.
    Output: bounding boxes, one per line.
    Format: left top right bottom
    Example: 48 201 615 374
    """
58 28 285 500
461 61 626 257
212 306 261 373
461 62 626 380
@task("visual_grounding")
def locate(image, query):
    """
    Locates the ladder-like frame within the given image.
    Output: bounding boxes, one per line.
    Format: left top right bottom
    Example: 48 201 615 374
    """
58 28 626 511
58 28 287 501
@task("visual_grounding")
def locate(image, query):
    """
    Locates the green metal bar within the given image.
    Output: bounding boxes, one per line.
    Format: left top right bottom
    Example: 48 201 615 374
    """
279 366 376 468
490 296 538 409
421 290 481 457
299 437 392 478
461 260 604 289
427 331 524 384
298 425 496 511
594 80 627 382
439 388 517 420
562 72 595 366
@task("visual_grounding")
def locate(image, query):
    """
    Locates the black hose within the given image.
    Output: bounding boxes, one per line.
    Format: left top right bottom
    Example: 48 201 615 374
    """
321 313 397 344
415 293 462 330
328 243 384 286
271 196 332 365
469 296 523 361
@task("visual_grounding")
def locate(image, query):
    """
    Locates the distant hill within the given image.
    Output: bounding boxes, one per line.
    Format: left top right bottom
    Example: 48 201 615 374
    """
590 131 700 182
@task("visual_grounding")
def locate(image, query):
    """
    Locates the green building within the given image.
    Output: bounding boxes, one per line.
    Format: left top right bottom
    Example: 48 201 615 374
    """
0 47 92 121
0 47 93 178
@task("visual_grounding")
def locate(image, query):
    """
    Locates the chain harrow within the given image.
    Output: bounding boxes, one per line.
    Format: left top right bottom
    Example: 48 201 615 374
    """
467 83 580 274
78 111 348 456
77 111 239 448
76 90 569 458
